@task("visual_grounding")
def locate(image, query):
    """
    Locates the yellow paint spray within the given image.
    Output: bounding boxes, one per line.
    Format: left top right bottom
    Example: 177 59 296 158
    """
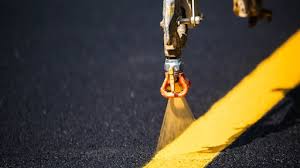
156 97 195 152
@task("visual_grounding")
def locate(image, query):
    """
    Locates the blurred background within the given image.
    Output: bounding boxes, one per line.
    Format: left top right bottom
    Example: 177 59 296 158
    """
0 0 299 167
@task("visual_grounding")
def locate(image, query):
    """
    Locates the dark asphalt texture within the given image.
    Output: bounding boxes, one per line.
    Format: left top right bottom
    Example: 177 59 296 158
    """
0 0 299 167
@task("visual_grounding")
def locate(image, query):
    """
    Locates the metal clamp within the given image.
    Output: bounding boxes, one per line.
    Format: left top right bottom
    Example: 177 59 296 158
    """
177 0 203 27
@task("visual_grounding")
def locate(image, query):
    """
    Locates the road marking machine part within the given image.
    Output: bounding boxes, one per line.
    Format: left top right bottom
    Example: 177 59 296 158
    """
160 67 190 98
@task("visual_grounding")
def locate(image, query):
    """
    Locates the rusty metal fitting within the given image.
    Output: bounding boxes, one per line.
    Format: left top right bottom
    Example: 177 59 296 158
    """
164 58 184 75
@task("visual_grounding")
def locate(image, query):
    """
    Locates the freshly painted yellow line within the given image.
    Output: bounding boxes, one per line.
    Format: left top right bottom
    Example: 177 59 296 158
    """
145 30 300 168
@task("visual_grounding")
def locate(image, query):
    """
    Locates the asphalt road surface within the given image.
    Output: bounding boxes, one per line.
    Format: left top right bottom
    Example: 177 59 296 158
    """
0 0 299 167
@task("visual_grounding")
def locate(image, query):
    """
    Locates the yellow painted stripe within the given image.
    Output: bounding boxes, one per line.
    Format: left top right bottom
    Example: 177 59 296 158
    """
145 30 300 168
